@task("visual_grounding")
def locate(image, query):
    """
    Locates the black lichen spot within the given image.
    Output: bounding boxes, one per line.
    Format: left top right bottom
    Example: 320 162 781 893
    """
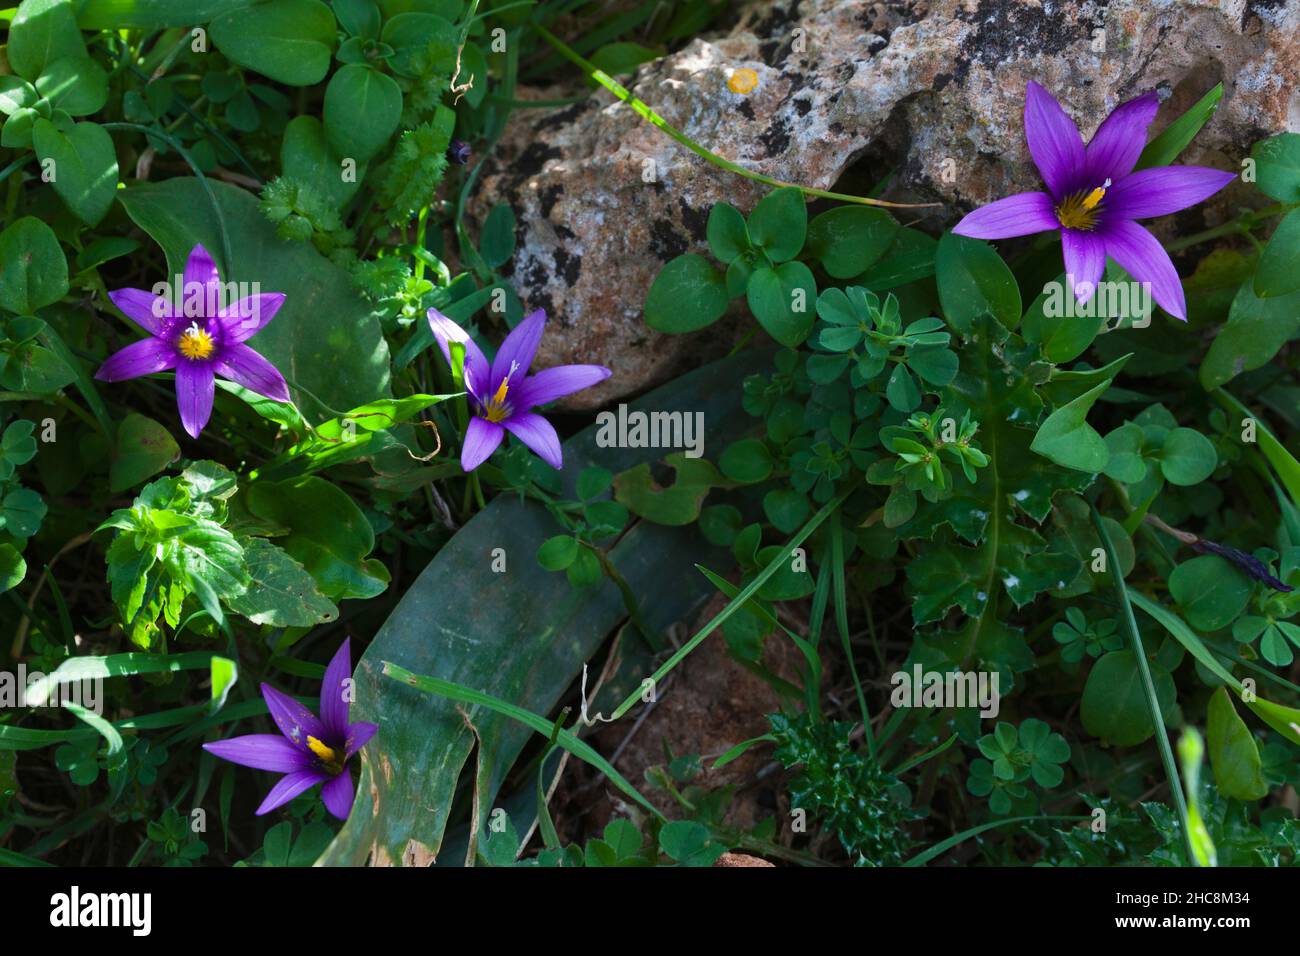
649 219 689 260
760 116 792 157
553 247 581 286
954 0 1104 85
737 98 756 120
792 96 812 116
677 196 709 243
539 183 564 220
516 142 563 179
867 34 889 54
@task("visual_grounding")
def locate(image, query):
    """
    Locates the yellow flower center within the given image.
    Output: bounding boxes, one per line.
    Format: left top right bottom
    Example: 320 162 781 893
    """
306 735 343 774
1055 178 1111 231
177 321 215 361
481 361 518 424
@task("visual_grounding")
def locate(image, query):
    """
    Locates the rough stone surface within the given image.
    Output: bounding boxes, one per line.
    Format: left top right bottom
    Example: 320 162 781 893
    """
469 0 1298 408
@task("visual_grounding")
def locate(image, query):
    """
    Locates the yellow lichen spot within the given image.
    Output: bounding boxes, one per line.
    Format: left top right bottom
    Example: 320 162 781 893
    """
177 321 215 361
728 68 759 95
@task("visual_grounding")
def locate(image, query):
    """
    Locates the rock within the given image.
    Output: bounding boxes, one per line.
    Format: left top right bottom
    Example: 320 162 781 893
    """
469 0 1297 407
713 851 776 867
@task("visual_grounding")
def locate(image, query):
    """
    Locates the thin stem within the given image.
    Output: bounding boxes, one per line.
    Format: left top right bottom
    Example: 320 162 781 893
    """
1091 504 1195 864
532 24 938 211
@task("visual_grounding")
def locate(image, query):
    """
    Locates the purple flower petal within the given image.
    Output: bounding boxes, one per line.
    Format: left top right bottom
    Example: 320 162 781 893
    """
260 683 327 749
490 309 545 387
514 364 612 409
503 412 562 470
203 734 314 772
345 721 379 759
182 245 221 318
1084 90 1159 185
1103 166 1236 221
461 416 504 471
216 293 286 344
1100 219 1186 321
951 192 1060 240
1061 229 1107 304
175 359 216 438
108 288 172 336
214 343 290 402
321 770 355 821
427 308 490 400
1024 80 1086 199
94 337 178 382
319 638 353 740
255 769 330 816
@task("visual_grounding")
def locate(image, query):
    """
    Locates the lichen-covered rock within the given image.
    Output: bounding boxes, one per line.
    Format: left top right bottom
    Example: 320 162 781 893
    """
470 0 1297 407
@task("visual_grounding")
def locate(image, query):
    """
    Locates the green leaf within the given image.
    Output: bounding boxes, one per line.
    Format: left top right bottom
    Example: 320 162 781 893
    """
706 203 749 263
1159 427 1217 486
7 0 86 82
34 55 108 116
1168 555 1250 632
109 413 180 492
858 227 936 289
118 177 392 412
225 537 338 627
245 476 388 602
1134 83 1223 171
1251 133 1300 203
936 232 1021 334
644 254 729 334
0 217 68 314
1 487 46 539
1020 273 1105 363
74 0 257 29
0 543 27 593
380 12 457 79
1030 379 1113 473
1200 279 1300 389
614 454 732 526
32 119 119 226
1081 650 1175 746
746 186 805 263
479 203 516 270
281 115 361 207
1206 687 1268 801
210 0 336 86
535 534 578 571
323 64 402 163
806 206 897 279
719 438 772 484
746 261 816 347
1254 208 1300 298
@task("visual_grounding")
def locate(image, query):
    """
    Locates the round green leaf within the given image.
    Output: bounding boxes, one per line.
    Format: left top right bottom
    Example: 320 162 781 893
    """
1159 427 1217 486
644 254 728 334
34 56 108 116
210 0 337 86
706 202 749 263
1081 650 1176 746
746 261 816 347
1252 133 1300 203
0 542 26 593
746 187 806 263
1168 555 1251 632
805 206 897 279
719 438 772 484
323 64 402 163
32 118 119 226
536 534 579 571
0 216 69 314
8 0 87 82
110 414 181 493
1254 207 1300 298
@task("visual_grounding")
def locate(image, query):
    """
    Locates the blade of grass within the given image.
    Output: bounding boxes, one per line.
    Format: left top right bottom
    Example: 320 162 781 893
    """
609 491 847 720
382 661 663 820
831 511 873 756
1092 504 1194 863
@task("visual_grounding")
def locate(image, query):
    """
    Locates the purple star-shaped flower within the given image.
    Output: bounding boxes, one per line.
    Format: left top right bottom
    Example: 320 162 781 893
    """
952 82 1236 321
95 244 290 438
202 639 377 821
427 307 611 471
